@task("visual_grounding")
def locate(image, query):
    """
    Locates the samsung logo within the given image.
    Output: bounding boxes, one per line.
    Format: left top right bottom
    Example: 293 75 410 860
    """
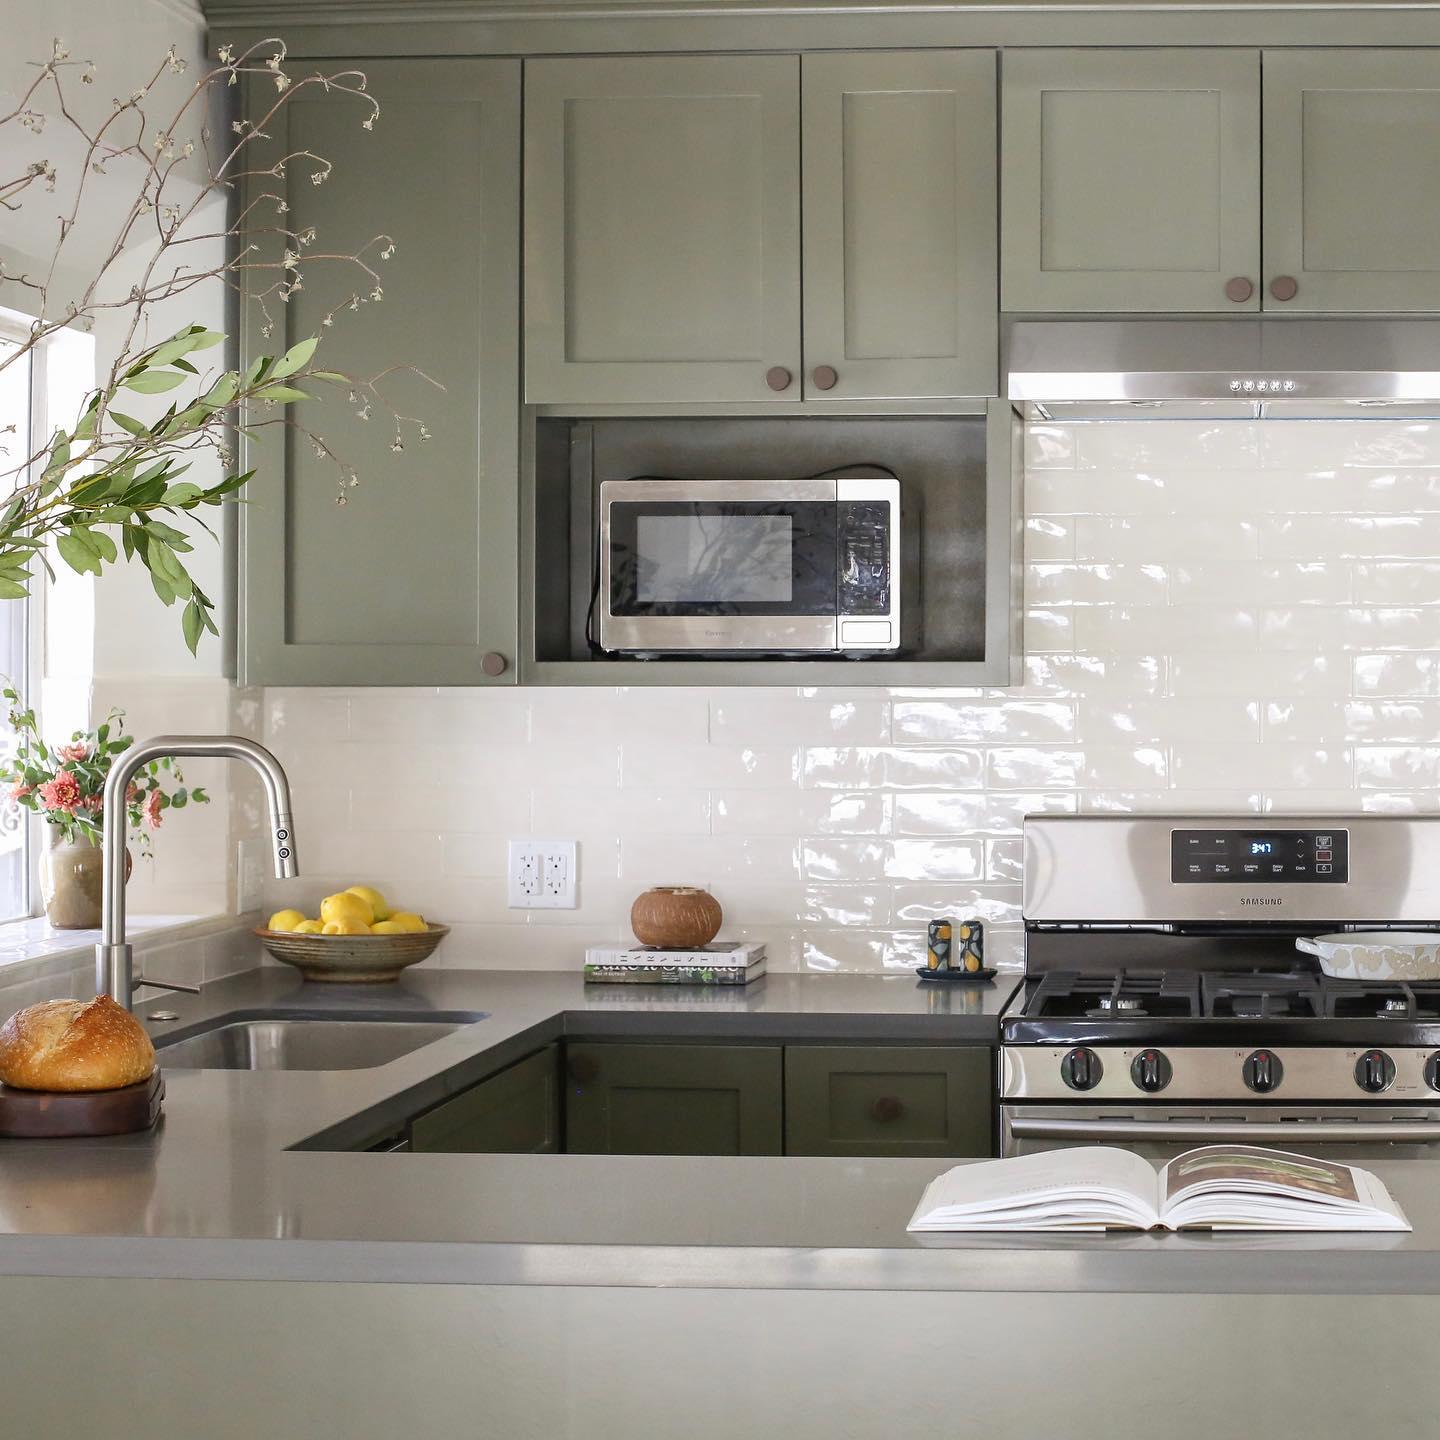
1240 896 1284 907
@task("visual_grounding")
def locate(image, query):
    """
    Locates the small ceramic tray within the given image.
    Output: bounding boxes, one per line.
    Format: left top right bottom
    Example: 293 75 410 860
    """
915 965 997 985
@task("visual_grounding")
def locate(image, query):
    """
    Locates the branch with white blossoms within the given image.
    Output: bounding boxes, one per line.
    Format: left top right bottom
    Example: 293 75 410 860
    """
0 37 440 653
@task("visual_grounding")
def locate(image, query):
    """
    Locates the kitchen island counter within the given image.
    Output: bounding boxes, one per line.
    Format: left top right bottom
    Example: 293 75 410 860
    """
0 964 1437 1295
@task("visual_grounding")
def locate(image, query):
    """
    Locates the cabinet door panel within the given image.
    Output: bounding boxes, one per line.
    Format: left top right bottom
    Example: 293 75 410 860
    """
240 61 519 685
784 1045 993 1158
525 55 801 403
565 1042 782 1155
1264 51 1440 311
802 51 997 399
409 1047 560 1154
1002 50 1260 313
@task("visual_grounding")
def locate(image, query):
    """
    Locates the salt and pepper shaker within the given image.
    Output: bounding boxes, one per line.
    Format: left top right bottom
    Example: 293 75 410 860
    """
922 916 988 981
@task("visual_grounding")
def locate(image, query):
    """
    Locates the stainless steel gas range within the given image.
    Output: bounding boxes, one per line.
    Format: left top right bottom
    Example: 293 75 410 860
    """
1000 814 1440 1162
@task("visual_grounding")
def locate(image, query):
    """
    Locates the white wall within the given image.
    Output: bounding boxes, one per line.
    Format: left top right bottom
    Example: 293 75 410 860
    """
257 416 1440 973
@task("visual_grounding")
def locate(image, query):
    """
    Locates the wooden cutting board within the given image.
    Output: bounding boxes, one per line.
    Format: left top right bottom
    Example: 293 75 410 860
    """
0 1070 164 1138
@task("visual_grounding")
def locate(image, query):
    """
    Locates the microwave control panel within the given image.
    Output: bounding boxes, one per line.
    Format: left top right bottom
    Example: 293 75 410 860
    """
837 502 891 617
1170 828 1350 884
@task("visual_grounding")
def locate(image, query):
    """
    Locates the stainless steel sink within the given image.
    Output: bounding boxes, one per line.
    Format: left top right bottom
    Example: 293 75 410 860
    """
153 1015 478 1071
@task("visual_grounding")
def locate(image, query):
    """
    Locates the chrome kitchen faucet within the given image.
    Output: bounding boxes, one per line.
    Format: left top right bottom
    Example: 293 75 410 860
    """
95 736 299 1008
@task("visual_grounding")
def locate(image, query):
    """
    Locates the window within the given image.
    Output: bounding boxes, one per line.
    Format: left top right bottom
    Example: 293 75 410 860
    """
0 324 35 922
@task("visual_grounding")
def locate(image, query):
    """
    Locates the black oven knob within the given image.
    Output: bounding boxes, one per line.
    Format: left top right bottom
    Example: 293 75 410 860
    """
1425 1054 1440 1092
1130 1048 1173 1094
1355 1049 1396 1094
1061 1047 1103 1091
1242 1049 1283 1094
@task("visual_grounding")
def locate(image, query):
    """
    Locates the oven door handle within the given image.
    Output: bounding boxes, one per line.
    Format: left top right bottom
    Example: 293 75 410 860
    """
1008 1117 1440 1144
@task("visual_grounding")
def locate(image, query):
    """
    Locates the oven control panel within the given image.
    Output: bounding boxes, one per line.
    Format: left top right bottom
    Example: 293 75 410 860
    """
1170 828 1349 884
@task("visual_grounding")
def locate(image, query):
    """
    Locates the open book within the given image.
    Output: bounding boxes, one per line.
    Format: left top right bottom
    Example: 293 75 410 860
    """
907 1145 1410 1233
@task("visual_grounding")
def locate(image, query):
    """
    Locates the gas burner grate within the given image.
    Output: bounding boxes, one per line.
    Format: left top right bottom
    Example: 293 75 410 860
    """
1322 979 1440 1021
1202 970 1323 1020
1025 969 1201 1020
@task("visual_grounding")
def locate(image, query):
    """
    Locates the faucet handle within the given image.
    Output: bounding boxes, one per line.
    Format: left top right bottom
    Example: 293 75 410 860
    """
133 973 201 996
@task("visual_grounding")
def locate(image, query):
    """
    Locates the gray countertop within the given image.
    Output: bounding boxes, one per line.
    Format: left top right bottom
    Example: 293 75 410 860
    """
4 964 1440 1295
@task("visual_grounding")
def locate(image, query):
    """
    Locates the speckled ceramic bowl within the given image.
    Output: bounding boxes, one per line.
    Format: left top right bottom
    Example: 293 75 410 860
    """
1297 931 1440 982
253 924 450 983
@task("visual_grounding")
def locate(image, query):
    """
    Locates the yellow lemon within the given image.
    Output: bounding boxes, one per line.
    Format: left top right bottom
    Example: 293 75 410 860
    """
387 911 428 934
370 920 407 936
346 884 391 922
320 891 372 927
322 917 371 936
267 908 307 933
293 919 324 935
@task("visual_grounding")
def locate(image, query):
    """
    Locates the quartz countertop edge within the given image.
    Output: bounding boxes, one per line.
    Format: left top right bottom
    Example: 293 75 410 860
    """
5 965 1440 1296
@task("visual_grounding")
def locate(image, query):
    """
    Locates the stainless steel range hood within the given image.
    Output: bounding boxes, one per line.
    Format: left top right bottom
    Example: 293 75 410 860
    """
1007 319 1440 421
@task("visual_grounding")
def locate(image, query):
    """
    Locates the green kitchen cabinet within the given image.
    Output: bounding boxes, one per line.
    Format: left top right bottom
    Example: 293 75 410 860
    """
238 60 520 686
524 54 802 404
784 1045 994 1158
1001 49 1261 313
564 1042 783 1155
1262 50 1440 312
801 51 997 400
409 1047 561 1154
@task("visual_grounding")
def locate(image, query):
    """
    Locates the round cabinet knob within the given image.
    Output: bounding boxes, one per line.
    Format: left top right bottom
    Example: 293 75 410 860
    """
1224 276 1255 304
1425 1053 1440 1092
481 652 507 678
870 1095 904 1124
765 366 793 392
1061 1046 1103 1092
1355 1049 1397 1094
1130 1048 1173 1094
812 365 839 391
1242 1049 1284 1094
1269 275 1299 302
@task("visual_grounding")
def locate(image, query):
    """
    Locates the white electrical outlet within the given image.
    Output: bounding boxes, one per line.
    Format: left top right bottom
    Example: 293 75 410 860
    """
507 840 578 909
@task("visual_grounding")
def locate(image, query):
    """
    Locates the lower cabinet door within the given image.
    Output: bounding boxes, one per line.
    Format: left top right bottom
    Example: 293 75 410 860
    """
409 1046 561 1153
565 1042 783 1155
783 1045 994 1158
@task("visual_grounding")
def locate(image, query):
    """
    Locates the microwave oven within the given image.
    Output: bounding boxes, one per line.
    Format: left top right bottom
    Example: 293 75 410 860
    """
596 472 906 656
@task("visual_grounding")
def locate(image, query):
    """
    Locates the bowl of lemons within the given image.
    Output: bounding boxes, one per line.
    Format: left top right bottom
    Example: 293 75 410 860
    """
256 885 449 983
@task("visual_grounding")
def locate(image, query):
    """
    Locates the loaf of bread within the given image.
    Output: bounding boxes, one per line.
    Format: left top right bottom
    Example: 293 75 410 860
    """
0 996 155 1092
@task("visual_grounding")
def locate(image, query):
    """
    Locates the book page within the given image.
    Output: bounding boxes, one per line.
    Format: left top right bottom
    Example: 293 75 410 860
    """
1159 1146 1410 1232
907 1147 1160 1232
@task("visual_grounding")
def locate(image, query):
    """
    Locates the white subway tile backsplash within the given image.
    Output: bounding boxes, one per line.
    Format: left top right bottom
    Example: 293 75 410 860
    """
254 417 1440 975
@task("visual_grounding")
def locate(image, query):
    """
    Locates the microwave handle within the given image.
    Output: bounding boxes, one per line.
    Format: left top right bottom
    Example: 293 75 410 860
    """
1008 1117 1440 1144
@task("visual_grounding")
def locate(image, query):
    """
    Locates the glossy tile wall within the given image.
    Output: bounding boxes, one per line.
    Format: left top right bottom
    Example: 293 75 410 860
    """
261 419 1440 973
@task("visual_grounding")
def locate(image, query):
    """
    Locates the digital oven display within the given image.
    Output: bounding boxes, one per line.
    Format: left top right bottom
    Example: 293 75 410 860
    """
1170 828 1349 883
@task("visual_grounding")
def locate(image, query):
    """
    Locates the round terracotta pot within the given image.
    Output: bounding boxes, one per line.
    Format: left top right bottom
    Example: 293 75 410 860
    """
630 885 723 949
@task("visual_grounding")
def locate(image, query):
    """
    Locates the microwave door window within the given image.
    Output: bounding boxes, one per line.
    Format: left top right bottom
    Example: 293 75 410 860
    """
610 502 836 617
636 514 793 604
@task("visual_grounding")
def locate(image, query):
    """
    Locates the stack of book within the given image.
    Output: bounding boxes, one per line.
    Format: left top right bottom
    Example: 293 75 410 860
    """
583 941 766 986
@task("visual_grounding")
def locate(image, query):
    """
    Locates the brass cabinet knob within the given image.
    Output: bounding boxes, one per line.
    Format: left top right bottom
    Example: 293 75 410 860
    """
1269 275 1299 302
765 366 793 392
870 1095 904 1124
1224 276 1254 303
812 365 839 391
481 651 507 677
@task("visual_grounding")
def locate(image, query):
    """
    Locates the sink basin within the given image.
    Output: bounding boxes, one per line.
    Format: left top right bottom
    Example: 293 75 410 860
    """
153 1015 479 1071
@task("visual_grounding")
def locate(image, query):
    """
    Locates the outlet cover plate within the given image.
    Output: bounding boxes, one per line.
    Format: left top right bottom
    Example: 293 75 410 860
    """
507 839 578 909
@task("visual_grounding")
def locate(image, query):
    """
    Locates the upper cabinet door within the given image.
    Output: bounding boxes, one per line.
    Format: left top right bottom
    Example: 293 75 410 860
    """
1001 49 1261 313
525 55 801 403
1263 51 1440 312
802 51 998 399
240 60 520 686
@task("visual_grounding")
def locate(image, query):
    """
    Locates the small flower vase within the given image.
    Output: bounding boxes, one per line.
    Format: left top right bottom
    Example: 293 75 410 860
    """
40 830 130 930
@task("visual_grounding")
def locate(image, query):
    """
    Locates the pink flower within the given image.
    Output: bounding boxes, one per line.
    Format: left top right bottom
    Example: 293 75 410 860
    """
37 772 83 813
126 783 140 805
80 794 103 813
144 789 163 830
56 743 89 764
9 781 31 801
